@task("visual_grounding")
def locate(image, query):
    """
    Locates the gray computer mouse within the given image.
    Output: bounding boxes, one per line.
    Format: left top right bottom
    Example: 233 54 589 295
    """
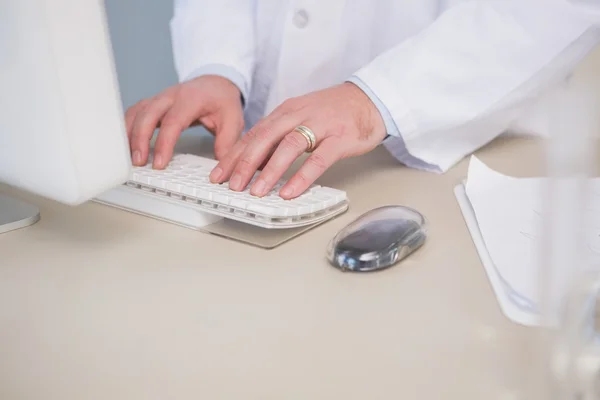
326 205 428 272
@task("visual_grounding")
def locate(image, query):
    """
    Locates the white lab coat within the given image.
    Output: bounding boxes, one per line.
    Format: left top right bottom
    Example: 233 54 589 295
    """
170 0 600 173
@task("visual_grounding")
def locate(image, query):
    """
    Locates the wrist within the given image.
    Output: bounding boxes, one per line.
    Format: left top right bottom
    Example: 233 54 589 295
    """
202 74 242 95
183 64 248 107
345 76 402 143
191 75 243 107
343 82 387 141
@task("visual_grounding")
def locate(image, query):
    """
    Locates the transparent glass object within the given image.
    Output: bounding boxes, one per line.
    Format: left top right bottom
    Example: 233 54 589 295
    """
534 58 600 400
326 205 427 272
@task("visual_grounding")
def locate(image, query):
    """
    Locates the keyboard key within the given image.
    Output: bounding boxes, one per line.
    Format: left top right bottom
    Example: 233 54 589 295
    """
247 203 277 216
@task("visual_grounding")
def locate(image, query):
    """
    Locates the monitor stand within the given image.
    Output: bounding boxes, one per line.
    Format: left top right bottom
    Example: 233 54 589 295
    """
0 194 41 234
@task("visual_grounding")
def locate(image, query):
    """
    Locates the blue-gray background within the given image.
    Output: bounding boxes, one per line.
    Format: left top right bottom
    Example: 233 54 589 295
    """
105 0 177 110
105 0 211 140
106 0 177 108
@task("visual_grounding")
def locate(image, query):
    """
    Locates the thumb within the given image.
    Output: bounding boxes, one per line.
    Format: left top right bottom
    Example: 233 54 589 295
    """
213 108 244 160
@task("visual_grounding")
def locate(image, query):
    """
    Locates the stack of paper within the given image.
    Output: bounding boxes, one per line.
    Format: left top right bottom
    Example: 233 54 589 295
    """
455 156 600 326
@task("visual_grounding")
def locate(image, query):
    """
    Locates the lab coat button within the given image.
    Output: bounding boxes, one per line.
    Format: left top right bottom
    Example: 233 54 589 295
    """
293 9 309 28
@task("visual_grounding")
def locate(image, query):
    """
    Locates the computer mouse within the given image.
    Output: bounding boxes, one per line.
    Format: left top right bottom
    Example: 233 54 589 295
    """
326 205 428 272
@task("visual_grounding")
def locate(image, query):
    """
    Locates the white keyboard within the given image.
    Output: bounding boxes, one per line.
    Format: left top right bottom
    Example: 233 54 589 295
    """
94 154 349 229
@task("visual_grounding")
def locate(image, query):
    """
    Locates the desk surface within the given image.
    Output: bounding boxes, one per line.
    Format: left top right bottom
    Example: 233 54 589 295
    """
0 136 548 400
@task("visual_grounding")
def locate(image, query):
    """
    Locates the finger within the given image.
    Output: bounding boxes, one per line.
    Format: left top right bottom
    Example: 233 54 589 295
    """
152 100 206 169
130 96 173 166
249 128 316 197
209 106 296 184
125 99 150 140
225 113 305 192
213 109 244 161
208 134 249 184
257 147 276 171
279 138 343 199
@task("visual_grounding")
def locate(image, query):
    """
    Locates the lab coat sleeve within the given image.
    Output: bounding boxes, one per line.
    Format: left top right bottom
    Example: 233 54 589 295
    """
351 0 600 173
170 0 255 102
347 76 440 171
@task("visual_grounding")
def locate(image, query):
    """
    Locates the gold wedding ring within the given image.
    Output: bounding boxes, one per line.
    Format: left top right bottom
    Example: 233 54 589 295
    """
294 125 316 153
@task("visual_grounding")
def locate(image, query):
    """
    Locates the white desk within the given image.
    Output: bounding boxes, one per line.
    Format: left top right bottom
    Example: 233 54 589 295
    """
0 136 547 399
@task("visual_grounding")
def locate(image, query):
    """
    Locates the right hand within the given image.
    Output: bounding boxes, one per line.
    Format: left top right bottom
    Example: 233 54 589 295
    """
125 75 244 169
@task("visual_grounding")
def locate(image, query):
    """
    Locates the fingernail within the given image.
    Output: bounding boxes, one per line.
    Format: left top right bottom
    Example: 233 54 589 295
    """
230 174 242 191
153 154 163 169
280 186 294 198
251 179 266 196
210 167 223 182
132 150 142 165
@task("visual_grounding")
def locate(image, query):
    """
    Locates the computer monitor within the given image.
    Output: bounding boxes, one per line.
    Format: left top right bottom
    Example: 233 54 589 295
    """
0 1 131 233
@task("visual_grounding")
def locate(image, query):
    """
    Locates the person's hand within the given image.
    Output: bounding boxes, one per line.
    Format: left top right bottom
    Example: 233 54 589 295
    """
208 82 387 199
125 75 244 169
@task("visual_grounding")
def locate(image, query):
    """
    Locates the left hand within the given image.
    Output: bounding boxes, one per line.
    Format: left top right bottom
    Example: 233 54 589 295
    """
208 82 387 199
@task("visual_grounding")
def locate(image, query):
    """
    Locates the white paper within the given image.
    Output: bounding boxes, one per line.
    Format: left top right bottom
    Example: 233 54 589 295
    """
462 156 600 323
454 184 539 325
